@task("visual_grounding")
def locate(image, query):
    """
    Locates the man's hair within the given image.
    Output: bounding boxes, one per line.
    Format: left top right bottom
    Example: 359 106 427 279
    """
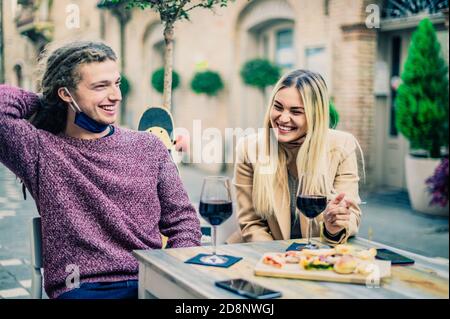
31 41 117 134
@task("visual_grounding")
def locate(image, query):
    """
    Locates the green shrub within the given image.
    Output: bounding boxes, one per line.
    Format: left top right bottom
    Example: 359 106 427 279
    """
120 73 130 98
151 68 180 94
190 70 224 96
395 18 449 158
240 59 281 90
329 101 339 129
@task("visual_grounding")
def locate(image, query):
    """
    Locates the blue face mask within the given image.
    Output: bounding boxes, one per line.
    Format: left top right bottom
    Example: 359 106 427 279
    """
64 88 110 133
74 112 110 133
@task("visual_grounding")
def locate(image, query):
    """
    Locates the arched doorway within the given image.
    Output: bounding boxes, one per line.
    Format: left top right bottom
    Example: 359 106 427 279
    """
233 0 296 130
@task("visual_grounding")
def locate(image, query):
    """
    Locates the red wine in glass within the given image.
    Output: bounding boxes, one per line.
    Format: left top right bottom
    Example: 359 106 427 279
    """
297 195 327 249
296 195 327 218
297 174 328 249
199 200 233 226
199 176 233 265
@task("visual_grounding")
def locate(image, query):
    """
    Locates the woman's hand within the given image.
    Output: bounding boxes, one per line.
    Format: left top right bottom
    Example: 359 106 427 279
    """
323 192 351 236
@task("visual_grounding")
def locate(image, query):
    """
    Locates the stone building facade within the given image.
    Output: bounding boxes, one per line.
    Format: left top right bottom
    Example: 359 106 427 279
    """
1 0 448 188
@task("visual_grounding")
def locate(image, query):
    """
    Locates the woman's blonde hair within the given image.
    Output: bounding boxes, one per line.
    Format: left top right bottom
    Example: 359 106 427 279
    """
252 69 333 219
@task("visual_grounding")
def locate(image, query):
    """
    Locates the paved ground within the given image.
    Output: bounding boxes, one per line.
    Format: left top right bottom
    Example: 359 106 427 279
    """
0 164 39 299
0 163 448 299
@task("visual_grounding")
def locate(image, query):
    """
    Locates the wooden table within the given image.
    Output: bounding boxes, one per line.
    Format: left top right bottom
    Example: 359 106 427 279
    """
133 237 449 299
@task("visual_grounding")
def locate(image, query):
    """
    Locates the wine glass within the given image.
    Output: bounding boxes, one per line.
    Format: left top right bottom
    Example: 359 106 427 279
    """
199 176 233 265
296 174 328 249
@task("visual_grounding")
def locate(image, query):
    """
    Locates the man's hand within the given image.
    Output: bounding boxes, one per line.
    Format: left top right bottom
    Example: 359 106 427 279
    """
174 134 189 152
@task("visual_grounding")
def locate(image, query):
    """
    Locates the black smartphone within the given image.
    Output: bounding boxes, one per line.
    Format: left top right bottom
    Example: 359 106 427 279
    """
375 248 415 265
215 279 282 299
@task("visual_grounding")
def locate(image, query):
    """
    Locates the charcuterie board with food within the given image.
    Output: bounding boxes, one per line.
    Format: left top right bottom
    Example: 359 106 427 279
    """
254 245 391 284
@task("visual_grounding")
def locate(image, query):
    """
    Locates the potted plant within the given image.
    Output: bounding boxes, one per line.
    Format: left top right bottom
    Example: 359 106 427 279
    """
425 157 449 216
329 100 339 129
120 73 130 98
190 70 224 96
151 67 180 94
395 18 449 215
119 73 130 125
240 58 280 97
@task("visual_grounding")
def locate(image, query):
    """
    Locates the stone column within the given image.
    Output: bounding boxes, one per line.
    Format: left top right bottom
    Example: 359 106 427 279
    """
330 0 379 188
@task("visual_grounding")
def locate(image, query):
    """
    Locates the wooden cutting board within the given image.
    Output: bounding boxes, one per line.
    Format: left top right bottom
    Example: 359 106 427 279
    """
254 253 391 285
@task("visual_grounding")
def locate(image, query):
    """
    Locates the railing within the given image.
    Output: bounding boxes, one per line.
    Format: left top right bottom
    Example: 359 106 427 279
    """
382 0 449 19
15 0 54 46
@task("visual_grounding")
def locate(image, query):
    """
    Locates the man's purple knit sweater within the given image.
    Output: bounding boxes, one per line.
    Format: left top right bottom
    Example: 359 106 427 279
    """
0 85 202 298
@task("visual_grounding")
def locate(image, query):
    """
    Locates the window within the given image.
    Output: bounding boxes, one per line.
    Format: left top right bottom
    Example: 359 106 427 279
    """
390 36 401 137
154 40 165 66
13 65 23 88
262 34 269 59
18 0 33 6
305 47 329 86
275 29 294 69
258 23 295 70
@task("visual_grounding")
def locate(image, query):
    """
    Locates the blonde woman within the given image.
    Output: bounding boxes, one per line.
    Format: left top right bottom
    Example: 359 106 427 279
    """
227 69 363 246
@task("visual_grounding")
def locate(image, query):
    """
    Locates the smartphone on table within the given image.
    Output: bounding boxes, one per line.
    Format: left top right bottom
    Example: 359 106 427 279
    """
375 248 415 265
215 279 282 299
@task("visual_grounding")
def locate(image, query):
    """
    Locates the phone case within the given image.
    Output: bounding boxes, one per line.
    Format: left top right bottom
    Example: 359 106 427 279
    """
215 280 281 299
375 249 415 265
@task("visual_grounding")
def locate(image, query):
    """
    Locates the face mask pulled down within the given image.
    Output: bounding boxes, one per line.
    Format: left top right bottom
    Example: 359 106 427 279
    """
64 88 110 133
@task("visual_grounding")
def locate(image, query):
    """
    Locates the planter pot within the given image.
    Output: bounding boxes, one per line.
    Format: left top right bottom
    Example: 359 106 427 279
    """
405 154 449 216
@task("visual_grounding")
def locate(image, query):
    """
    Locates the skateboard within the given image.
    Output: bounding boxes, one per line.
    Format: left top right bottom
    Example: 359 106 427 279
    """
138 106 175 150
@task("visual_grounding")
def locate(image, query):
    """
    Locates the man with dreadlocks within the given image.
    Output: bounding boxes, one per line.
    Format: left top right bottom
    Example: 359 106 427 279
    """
0 41 201 299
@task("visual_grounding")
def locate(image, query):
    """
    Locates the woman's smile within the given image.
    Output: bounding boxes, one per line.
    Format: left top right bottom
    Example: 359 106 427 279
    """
275 122 298 135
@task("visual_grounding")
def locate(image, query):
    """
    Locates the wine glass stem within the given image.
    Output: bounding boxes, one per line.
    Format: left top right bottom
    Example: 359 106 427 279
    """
212 225 217 256
308 218 312 246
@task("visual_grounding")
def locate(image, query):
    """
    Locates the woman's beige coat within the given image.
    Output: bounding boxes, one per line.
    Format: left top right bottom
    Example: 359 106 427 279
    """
227 129 362 245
